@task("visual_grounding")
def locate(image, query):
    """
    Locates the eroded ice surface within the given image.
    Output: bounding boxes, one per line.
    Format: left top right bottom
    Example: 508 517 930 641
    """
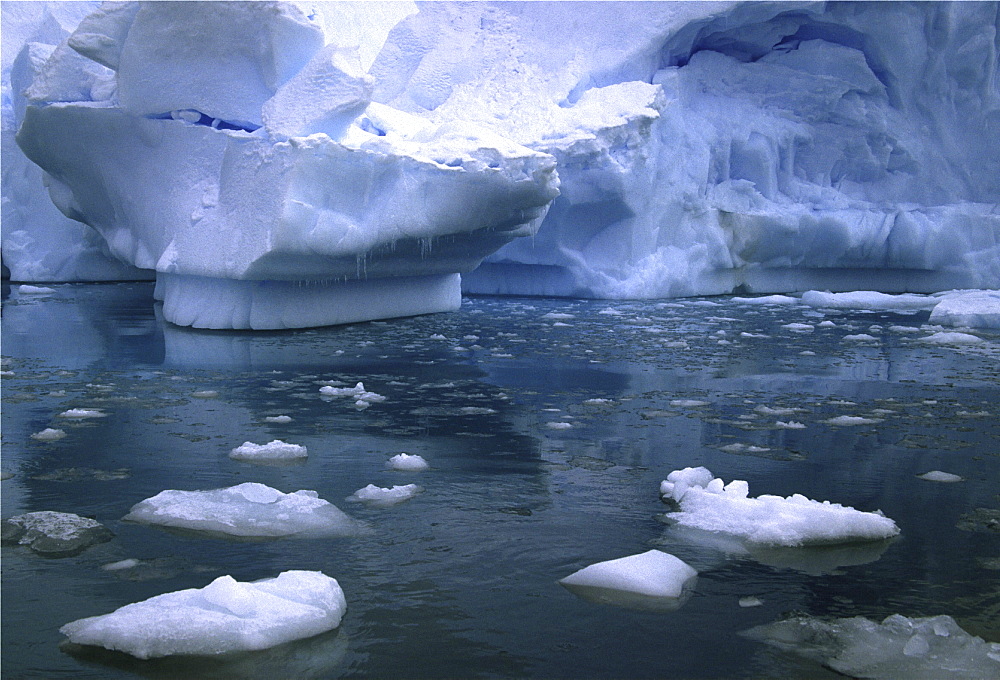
1 510 113 556
742 614 1000 680
123 482 364 538
61 571 347 659
387 453 429 471
659 467 899 547
346 483 423 507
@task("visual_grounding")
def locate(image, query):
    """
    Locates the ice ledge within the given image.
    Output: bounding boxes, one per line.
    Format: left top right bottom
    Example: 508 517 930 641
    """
158 272 461 330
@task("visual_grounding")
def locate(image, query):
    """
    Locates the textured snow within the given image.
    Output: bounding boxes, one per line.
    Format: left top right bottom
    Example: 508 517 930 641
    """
4 1 998 320
123 482 363 538
659 466 899 547
560 550 697 600
61 570 347 659
743 614 1000 680
229 440 308 461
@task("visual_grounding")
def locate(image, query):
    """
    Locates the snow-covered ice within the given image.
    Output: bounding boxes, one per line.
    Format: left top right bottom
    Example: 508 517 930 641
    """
57 408 106 419
347 483 422 507
743 614 1000 680
123 482 364 538
559 550 697 611
659 467 899 547
824 415 882 426
229 440 308 461
919 331 985 346
61 571 347 659
30 427 67 441
6 2 998 317
387 453 429 472
928 290 1000 329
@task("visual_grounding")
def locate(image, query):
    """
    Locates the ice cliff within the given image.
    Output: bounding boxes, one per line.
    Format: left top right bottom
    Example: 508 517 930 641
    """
4 1 998 328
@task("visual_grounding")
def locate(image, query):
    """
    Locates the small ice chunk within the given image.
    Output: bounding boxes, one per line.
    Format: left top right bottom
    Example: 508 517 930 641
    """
670 399 709 407
347 483 422 507
229 440 307 461
559 550 697 607
387 453 429 471
843 334 878 342
754 406 801 416
18 285 57 294
60 571 347 659
2 511 113 556
546 421 573 429
543 312 575 320
782 323 814 332
825 416 882 426
917 470 964 483
123 483 363 537
191 390 218 398
31 428 67 441
58 408 106 419
776 421 807 429
264 415 293 423
319 382 366 397
743 614 1000 679
731 295 799 305
659 466 899 546
102 558 142 571
739 596 763 608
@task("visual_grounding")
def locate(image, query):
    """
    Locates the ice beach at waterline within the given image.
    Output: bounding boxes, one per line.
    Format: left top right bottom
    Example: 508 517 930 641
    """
61 571 347 659
659 467 899 547
123 482 364 538
559 550 697 611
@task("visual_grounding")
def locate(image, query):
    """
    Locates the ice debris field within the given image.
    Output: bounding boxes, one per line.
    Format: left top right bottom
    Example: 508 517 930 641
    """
2 0 998 328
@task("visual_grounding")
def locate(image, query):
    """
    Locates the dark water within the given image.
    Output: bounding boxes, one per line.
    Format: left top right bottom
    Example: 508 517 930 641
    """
2 282 998 679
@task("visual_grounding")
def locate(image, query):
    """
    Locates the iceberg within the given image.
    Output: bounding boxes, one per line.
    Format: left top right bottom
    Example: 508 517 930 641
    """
60 570 347 659
8 1 558 328
559 550 697 611
5 1 998 316
123 482 365 538
742 614 1000 680
659 466 900 547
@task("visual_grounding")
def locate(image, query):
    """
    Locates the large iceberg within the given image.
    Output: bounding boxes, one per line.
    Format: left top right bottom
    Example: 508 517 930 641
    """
61 570 347 659
7 1 558 328
4 2 999 323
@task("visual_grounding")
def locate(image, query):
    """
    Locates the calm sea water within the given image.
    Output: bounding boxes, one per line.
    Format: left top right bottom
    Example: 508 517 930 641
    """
2 282 998 679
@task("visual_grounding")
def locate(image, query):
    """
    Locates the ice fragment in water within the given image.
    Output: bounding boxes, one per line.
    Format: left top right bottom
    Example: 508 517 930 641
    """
387 453 429 471
230 440 308 461
1 511 113 556
346 484 422 507
559 550 697 611
917 470 963 483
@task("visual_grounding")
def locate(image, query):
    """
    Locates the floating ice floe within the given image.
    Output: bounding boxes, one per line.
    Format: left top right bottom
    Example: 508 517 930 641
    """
319 382 385 404
843 333 879 342
61 571 347 659
917 470 964 483
670 399 709 408
775 421 807 429
659 467 899 547
346 484 422 507
928 290 1000 329
387 453 428 472
731 295 800 305
58 408 106 419
230 440 307 462
742 614 1000 680
824 415 882 426
559 550 697 611
801 291 939 312
124 483 364 538
919 331 985 345
264 415 293 423
2 511 113 556
31 427 67 441
546 421 573 430
18 284 57 294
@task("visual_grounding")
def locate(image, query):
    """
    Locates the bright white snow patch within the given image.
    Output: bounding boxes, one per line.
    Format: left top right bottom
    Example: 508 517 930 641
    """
387 453 429 471
917 470 964 483
559 550 697 610
801 291 938 311
123 483 363 538
264 415 293 423
229 440 307 461
347 484 422 507
659 467 899 547
61 571 347 659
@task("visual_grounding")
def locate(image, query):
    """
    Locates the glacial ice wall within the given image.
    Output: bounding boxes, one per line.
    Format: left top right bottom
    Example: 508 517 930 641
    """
4 1 999 326
371 1 1000 297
